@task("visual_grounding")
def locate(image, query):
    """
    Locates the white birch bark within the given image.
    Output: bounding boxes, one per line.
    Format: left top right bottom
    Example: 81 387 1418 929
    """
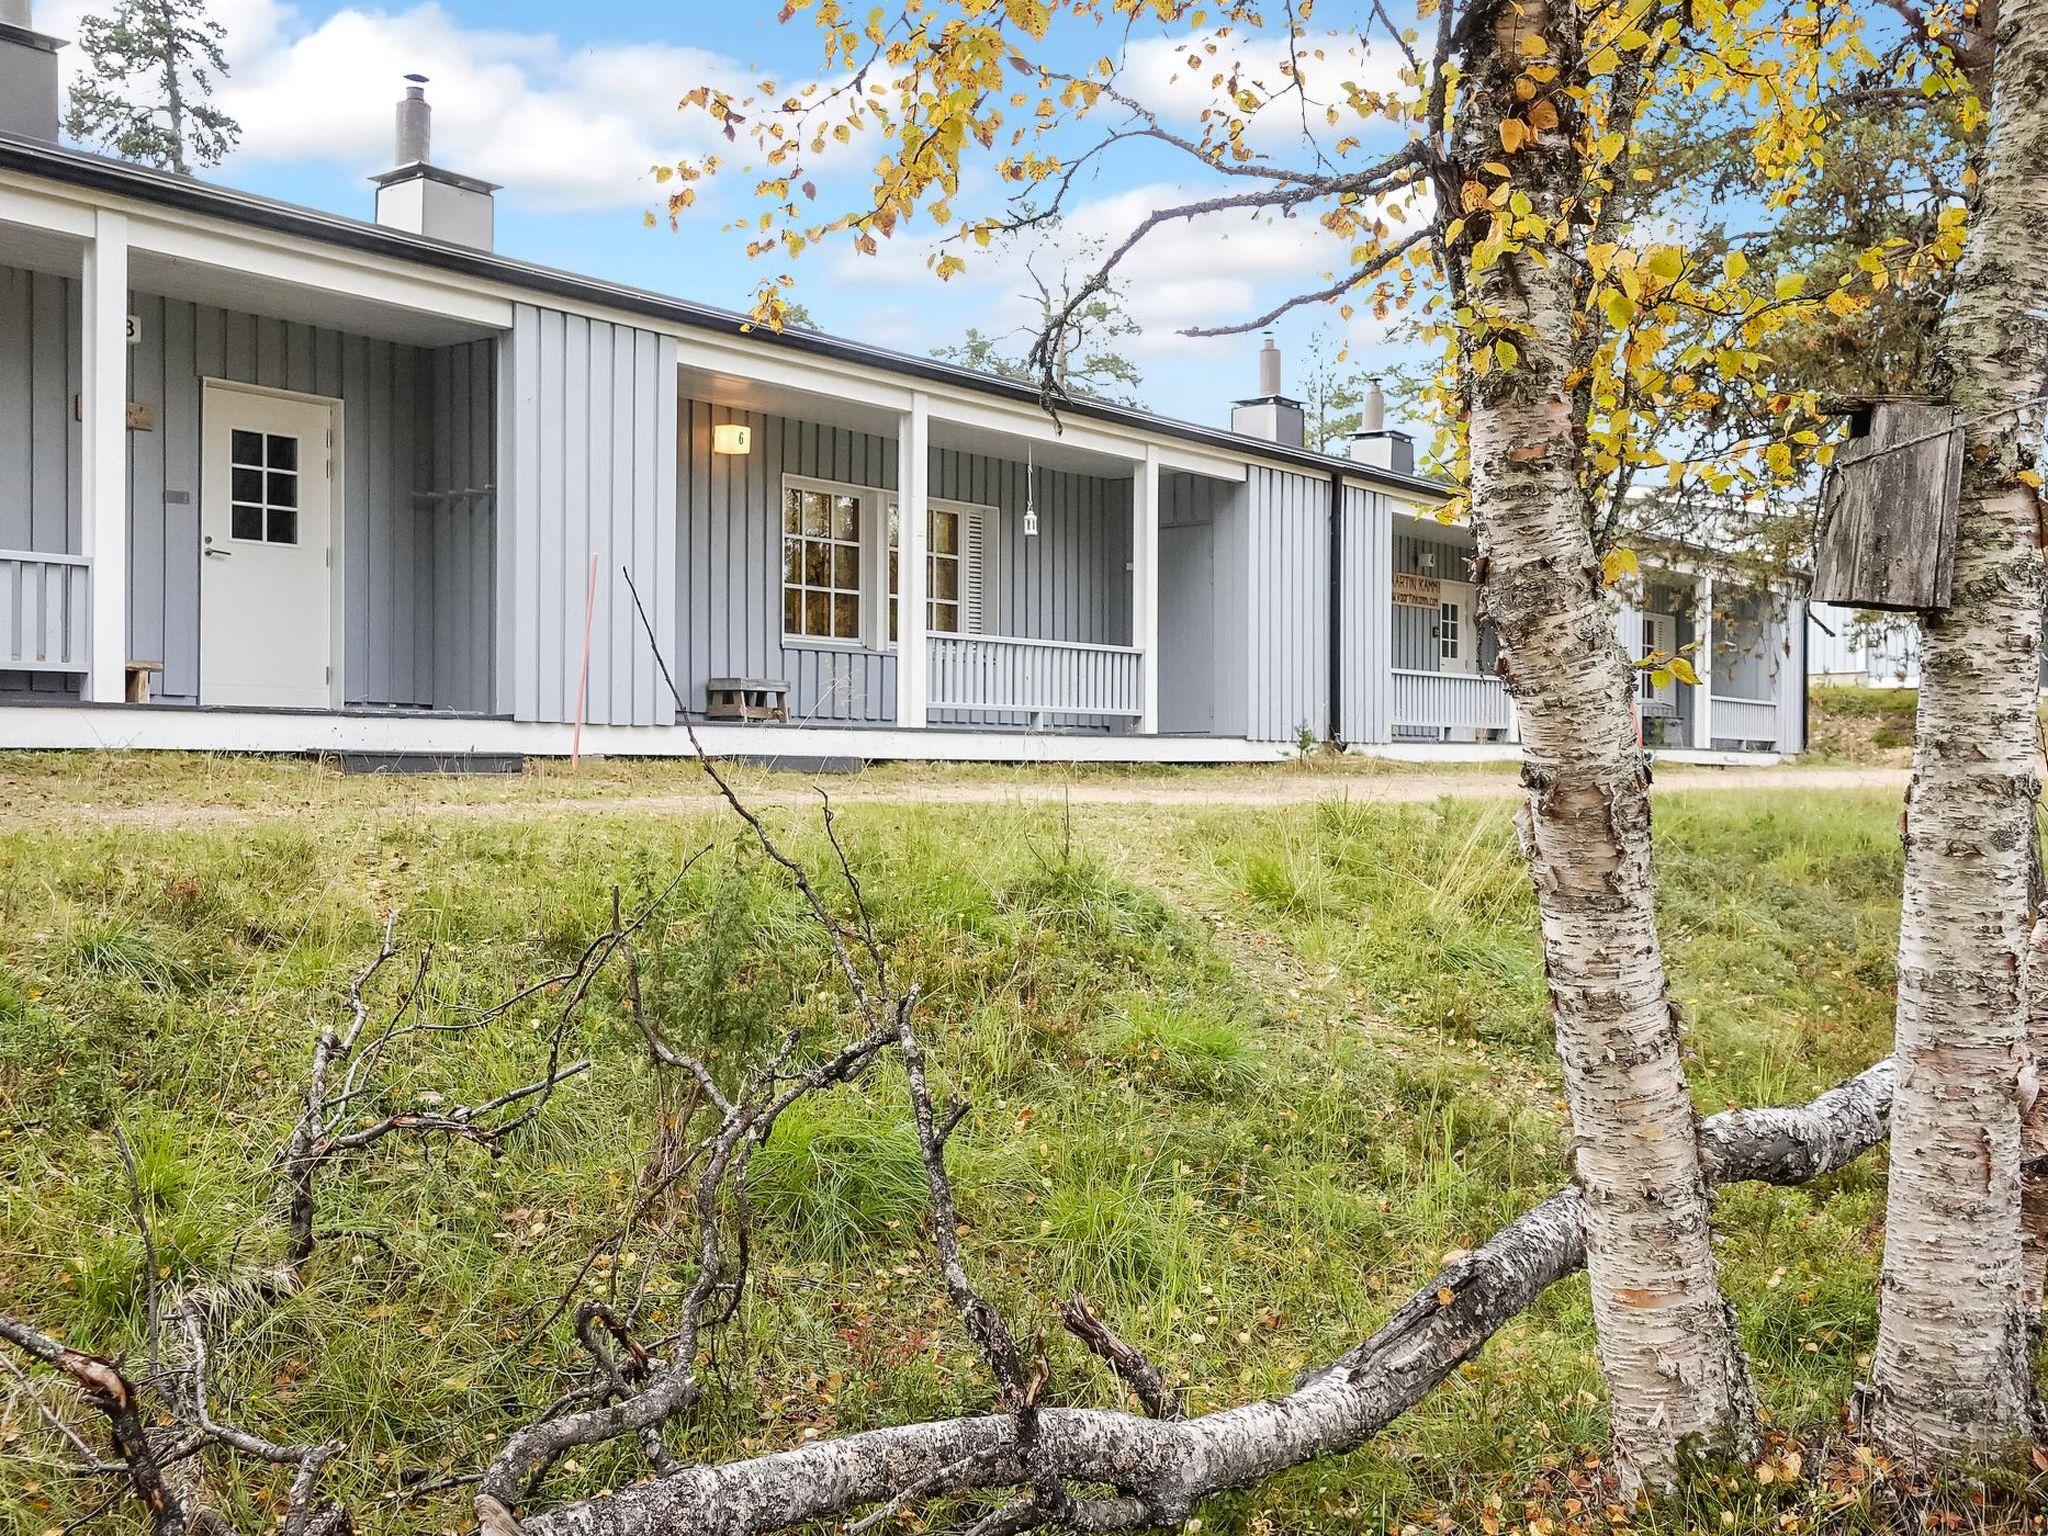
1866 0 2048 1465
1448 0 1751 1494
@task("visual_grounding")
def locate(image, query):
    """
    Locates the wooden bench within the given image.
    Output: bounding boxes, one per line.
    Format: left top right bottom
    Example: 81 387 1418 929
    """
124 659 164 704
705 677 790 723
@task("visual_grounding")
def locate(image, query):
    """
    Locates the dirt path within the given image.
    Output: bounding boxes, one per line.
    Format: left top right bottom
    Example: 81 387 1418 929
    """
1 762 1906 832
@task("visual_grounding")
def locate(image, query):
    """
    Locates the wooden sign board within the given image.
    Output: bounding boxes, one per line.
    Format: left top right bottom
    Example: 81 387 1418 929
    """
1393 571 1442 607
1812 400 1960 612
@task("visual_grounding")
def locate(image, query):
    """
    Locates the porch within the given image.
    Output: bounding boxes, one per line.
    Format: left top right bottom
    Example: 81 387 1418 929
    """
1384 518 1519 743
671 369 1230 738
0 208 507 715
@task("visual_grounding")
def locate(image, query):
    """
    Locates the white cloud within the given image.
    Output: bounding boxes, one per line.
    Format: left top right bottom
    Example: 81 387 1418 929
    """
38 0 860 210
823 178 1365 356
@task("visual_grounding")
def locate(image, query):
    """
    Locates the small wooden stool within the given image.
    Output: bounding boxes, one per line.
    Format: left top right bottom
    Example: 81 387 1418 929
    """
705 677 790 722
124 659 164 703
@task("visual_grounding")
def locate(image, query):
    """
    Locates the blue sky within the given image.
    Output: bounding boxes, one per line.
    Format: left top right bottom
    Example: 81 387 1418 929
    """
37 0 1421 428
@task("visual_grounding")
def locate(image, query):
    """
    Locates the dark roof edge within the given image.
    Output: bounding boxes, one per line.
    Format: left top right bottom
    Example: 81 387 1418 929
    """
0 133 1447 496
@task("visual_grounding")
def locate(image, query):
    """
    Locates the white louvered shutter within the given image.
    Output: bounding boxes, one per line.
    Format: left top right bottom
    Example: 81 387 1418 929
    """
960 506 996 634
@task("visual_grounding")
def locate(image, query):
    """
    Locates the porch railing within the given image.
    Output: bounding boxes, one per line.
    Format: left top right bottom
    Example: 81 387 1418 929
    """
1709 695 1778 745
0 550 90 674
1391 669 1516 736
929 633 1144 720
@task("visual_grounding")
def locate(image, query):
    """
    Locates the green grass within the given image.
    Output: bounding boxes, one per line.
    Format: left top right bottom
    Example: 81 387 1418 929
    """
0 758 2014 1535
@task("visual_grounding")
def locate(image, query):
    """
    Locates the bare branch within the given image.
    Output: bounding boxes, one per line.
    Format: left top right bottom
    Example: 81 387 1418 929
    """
1060 1296 1184 1422
0 1315 187 1536
511 1060 1897 1536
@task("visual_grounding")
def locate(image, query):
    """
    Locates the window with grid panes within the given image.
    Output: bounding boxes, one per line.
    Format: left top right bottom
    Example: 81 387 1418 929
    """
781 485 864 642
229 429 301 545
888 503 962 641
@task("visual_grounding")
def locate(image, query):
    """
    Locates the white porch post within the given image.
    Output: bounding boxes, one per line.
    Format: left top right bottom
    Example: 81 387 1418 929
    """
81 209 129 704
895 392 930 729
1691 572 1715 748
1133 444 1159 733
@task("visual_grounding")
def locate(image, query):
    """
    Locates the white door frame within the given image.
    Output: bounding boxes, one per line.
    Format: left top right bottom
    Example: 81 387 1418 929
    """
1436 581 1478 675
200 379 346 710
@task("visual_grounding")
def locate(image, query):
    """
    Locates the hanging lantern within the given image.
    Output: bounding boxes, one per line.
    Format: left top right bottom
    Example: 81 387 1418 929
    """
1024 441 1039 537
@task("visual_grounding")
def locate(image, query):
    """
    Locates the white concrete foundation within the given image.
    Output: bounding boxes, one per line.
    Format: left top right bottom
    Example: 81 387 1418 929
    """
0 706 1785 768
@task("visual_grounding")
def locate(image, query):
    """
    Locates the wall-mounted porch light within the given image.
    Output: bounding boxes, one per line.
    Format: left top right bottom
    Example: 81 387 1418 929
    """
713 422 752 455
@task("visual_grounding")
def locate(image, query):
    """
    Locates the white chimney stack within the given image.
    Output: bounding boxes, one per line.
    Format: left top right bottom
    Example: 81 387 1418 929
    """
1231 331 1306 449
370 75 499 251
0 0 65 143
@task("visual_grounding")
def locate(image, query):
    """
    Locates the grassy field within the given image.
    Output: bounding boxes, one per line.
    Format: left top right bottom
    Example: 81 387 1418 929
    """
1804 687 1918 765
0 755 2007 1534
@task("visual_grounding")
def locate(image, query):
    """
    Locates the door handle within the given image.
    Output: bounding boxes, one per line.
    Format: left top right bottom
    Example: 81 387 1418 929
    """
204 547 233 559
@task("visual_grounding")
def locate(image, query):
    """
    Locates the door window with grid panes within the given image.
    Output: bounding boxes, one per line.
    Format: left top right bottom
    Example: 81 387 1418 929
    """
1438 599 1461 662
888 503 963 641
229 429 301 545
781 484 865 642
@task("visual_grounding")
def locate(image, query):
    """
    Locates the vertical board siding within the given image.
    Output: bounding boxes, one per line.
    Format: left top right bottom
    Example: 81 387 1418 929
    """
1387 524 1482 677
417 338 497 712
675 398 1133 728
1244 466 1328 743
929 443 1131 731
1712 587 1776 698
500 304 675 727
1776 598 1805 752
1337 483 1392 743
676 397 894 725
1158 470 1249 738
0 265 83 697
116 289 496 708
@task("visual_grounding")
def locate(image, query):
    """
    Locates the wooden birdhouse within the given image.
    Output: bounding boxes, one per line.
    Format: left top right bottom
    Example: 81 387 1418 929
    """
1811 398 1961 613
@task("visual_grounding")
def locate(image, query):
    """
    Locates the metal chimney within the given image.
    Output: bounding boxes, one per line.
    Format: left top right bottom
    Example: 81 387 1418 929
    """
0 0 66 143
395 74 431 164
1347 378 1414 474
370 74 500 250
1361 378 1386 434
1231 331 1306 449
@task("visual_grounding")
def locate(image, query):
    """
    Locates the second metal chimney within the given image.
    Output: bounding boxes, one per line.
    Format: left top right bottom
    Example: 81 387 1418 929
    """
370 75 500 251
1347 378 1415 474
1231 332 1306 449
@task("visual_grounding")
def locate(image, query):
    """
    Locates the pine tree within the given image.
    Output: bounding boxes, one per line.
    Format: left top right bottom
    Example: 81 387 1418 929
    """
64 0 239 175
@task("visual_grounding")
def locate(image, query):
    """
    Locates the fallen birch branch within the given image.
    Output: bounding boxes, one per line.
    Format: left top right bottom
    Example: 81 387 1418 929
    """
509 1060 1896 1536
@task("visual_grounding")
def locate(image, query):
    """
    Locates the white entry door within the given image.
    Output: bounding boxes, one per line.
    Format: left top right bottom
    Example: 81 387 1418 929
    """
200 387 335 708
1436 585 1478 675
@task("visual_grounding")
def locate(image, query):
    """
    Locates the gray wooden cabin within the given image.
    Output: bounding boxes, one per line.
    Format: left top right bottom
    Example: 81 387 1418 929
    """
0 43 1805 762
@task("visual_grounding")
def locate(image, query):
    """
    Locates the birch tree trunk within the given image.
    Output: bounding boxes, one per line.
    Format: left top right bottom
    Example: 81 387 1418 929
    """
1868 0 2048 1457
1451 0 1753 1495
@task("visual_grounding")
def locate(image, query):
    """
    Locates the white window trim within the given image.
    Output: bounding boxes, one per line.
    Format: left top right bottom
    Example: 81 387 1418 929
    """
780 473 886 652
886 495 1000 649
